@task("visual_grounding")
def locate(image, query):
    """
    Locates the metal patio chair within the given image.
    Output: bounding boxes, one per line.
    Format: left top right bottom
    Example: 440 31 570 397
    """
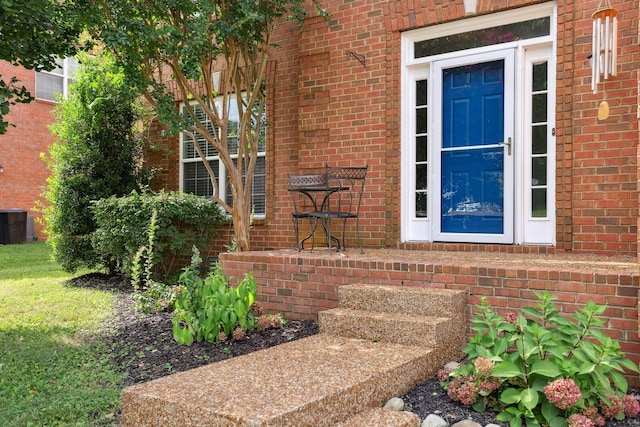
309 165 368 253
288 173 328 251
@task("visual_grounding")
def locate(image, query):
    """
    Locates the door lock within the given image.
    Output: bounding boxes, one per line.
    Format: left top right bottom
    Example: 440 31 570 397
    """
500 137 512 155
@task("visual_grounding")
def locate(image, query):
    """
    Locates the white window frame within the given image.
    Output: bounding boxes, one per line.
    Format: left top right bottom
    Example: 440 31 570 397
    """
35 57 77 102
179 97 267 218
401 2 557 245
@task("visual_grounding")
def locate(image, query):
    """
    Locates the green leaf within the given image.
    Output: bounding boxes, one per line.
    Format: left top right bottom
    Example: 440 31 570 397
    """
617 357 640 372
529 360 562 378
496 412 514 422
500 388 522 404
541 400 560 422
492 338 509 358
472 398 486 413
548 416 567 427
579 341 598 362
510 414 523 427
520 388 539 411
493 361 525 379
592 369 611 389
577 362 595 375
610 371 628 393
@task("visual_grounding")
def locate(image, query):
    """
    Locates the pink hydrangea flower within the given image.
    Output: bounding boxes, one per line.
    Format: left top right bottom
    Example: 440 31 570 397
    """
568 414 595 427
232 327 246 341
478 377 502 394
437 368 452 382
257 315 271 330
447 375 479 406
503 311 518 325
543 378 582 410
474 356 494 377
582 405 605 427
622 395 640 418
600 394 624 419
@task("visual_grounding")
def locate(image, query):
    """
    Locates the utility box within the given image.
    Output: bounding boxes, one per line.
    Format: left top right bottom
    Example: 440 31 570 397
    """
0 209 27 244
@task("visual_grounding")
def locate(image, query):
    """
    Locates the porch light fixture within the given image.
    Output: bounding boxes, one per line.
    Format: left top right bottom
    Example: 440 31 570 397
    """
591 0 618 94
0 165 4 173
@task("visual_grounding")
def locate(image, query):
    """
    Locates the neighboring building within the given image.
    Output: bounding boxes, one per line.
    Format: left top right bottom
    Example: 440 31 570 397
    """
149 0 640 260
0 57 76 241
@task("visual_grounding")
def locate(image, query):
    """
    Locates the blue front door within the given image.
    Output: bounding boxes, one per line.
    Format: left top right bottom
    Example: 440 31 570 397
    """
441 59 507 235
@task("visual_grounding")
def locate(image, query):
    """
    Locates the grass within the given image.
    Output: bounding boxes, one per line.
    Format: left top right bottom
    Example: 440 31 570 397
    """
0 242 123 426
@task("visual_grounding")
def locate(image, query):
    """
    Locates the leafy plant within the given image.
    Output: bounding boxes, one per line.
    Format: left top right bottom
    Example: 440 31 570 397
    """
440 292 639 427
91 190 227 281
171 248 258 345
130 209 177 313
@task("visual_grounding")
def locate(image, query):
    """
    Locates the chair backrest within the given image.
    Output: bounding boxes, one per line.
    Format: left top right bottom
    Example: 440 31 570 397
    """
288 173 327 189
324 165 368 217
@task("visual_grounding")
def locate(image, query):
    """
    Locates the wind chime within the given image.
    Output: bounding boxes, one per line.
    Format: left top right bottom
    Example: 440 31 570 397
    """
591 0 618 120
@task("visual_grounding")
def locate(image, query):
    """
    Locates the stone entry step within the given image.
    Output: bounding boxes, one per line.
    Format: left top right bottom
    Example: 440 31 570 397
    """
121 334 437 427
320 284 467 367
337 284 467 318
319 308 450 348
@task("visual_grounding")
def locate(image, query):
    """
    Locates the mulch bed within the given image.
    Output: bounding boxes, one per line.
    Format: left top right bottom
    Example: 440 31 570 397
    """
69 273 640 426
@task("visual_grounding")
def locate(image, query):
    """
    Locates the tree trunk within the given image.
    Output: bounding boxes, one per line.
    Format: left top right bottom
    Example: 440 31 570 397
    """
230 192 251 252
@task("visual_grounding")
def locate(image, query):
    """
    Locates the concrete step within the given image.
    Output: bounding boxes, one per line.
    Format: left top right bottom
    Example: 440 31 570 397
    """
121 334 438 427
318 308 464 368
336 407 421 427
338 284 467 318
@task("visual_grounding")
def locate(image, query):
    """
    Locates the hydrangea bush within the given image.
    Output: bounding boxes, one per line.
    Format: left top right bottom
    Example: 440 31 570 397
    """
440 292 639 427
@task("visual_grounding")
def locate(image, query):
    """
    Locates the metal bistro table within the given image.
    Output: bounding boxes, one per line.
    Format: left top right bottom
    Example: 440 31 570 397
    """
288 173 347 251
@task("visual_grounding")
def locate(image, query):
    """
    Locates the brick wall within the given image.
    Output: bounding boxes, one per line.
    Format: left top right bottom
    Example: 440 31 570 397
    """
0 1 637 255
565 0 639 256
148 0 640 259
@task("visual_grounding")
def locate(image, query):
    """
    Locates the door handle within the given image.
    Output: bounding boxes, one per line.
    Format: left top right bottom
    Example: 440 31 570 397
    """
499 137 512 155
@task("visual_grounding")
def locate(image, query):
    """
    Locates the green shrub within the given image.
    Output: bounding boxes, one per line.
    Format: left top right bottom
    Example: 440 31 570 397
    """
42 51 151 273
171 247 258 345
440 292 639 427
91 190 227 282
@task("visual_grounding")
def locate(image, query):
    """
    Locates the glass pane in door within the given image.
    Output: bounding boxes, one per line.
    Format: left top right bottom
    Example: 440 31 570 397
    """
441 60 505 234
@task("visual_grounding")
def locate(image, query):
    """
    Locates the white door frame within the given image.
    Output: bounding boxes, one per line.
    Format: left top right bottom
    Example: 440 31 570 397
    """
400 2 557 245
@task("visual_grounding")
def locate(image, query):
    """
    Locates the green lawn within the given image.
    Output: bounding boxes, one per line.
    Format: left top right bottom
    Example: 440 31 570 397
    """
0 242 123 426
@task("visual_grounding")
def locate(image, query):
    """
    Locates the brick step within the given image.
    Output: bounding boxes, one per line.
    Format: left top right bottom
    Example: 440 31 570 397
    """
318 308 464 368
338 284 466 318
336 407 421 427
121 334 437 427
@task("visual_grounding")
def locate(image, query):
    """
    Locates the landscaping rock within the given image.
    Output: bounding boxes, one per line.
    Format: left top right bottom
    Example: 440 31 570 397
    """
384 397 405 411
422 413 448 427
